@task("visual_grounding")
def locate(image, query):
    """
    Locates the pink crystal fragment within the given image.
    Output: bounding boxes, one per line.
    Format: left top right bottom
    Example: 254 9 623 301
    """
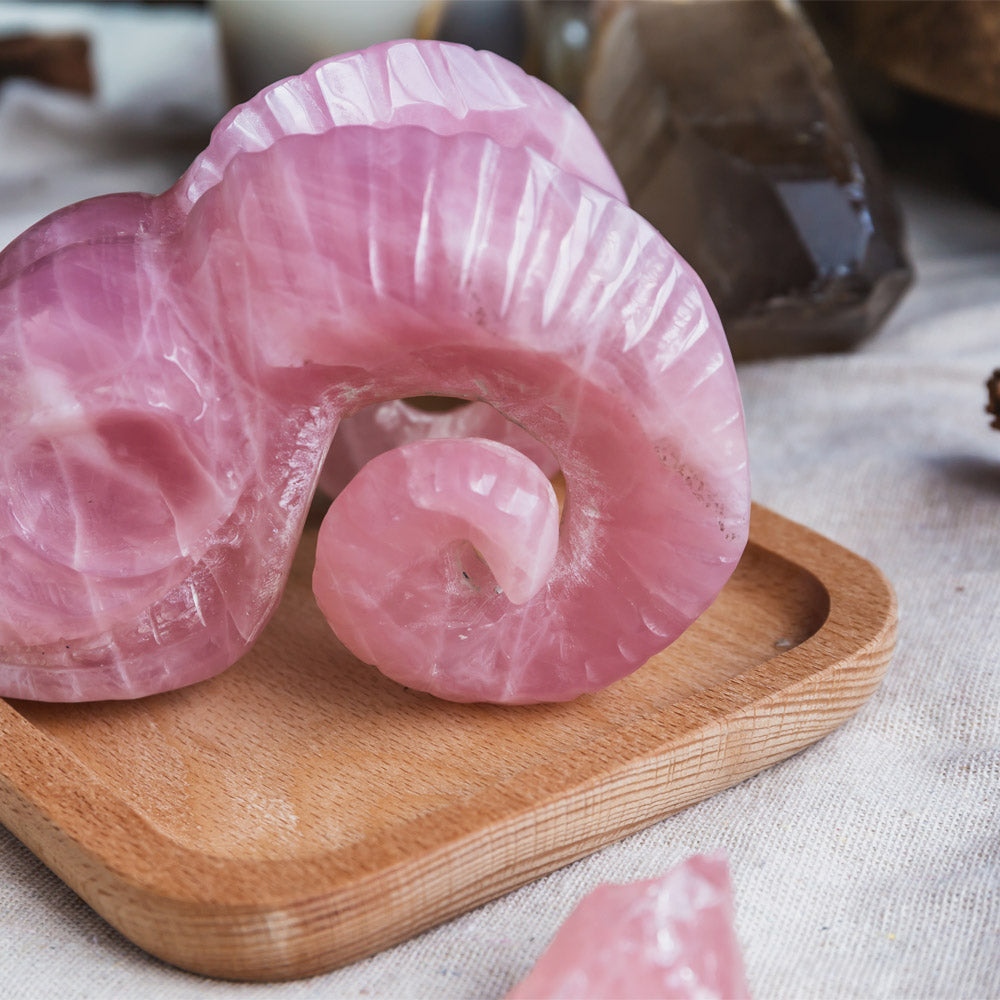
0 40 749 702
507 854 752 1000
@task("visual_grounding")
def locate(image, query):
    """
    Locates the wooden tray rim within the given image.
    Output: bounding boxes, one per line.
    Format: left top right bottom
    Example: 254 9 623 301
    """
0 502 898 978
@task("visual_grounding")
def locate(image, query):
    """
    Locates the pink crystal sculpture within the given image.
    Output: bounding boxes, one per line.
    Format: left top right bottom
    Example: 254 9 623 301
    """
314 437 561 698
318 397 559 498
0 40 749 702
507 853 752 1000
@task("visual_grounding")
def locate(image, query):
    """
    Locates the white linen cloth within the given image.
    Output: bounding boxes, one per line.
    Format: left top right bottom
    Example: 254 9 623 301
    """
0 5 997 998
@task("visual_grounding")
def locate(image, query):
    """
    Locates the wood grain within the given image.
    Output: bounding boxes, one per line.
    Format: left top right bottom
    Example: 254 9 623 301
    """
0 503 896 981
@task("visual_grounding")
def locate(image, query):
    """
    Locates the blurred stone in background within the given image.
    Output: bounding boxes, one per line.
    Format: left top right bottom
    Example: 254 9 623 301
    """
429 0 912 361
576 0 910 361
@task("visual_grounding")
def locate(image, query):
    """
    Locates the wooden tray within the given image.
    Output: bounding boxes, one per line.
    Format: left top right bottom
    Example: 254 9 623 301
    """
0 503 896 981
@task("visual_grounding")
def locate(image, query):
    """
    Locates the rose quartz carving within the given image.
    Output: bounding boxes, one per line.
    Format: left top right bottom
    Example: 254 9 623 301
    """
0 38 619 501
0 40 749 702
0 40 626 286
507 854 752 1000
315 438 561 697
318 398 559 497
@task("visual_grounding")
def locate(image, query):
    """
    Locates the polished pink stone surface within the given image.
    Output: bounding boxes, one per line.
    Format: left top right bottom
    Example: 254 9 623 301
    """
318 398 558 497
507 854 752 1000
176 37 627 210
0 41 749 702
314 437 561 698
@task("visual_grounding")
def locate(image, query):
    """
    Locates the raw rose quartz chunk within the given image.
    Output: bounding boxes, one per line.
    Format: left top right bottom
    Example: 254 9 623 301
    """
507 854 751 1000
0 41 749 702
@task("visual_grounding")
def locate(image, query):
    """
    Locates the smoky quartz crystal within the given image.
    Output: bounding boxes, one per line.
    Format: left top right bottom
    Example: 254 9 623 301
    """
435 0 911 360
578 0 911 360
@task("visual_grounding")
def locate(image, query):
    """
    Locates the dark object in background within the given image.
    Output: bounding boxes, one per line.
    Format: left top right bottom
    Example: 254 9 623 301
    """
0 33 93 94
809 0 1000 206
814 0 1000 119
577 0 911 361
430 0 526 65
429 0 592 103
428 0 911 361
988 370 1000 431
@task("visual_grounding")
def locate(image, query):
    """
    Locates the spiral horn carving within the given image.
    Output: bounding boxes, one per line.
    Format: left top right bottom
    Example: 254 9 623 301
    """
0 42 749 702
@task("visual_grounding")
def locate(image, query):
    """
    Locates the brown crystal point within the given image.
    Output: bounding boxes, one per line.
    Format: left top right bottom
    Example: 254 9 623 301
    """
580 0 911 361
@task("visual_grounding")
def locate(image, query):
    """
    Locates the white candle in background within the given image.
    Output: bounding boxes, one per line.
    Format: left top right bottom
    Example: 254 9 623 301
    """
214 0 428 102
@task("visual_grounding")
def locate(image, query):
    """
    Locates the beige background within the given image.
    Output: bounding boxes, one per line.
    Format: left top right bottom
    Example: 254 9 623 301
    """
1 5 997 998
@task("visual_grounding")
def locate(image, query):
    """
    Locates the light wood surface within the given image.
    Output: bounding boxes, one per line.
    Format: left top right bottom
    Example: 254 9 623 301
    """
0 503 896 981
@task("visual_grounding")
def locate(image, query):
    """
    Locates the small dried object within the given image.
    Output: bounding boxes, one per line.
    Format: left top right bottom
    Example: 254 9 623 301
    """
0 41 749 703
988 369 1000 430
507 853 751 999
